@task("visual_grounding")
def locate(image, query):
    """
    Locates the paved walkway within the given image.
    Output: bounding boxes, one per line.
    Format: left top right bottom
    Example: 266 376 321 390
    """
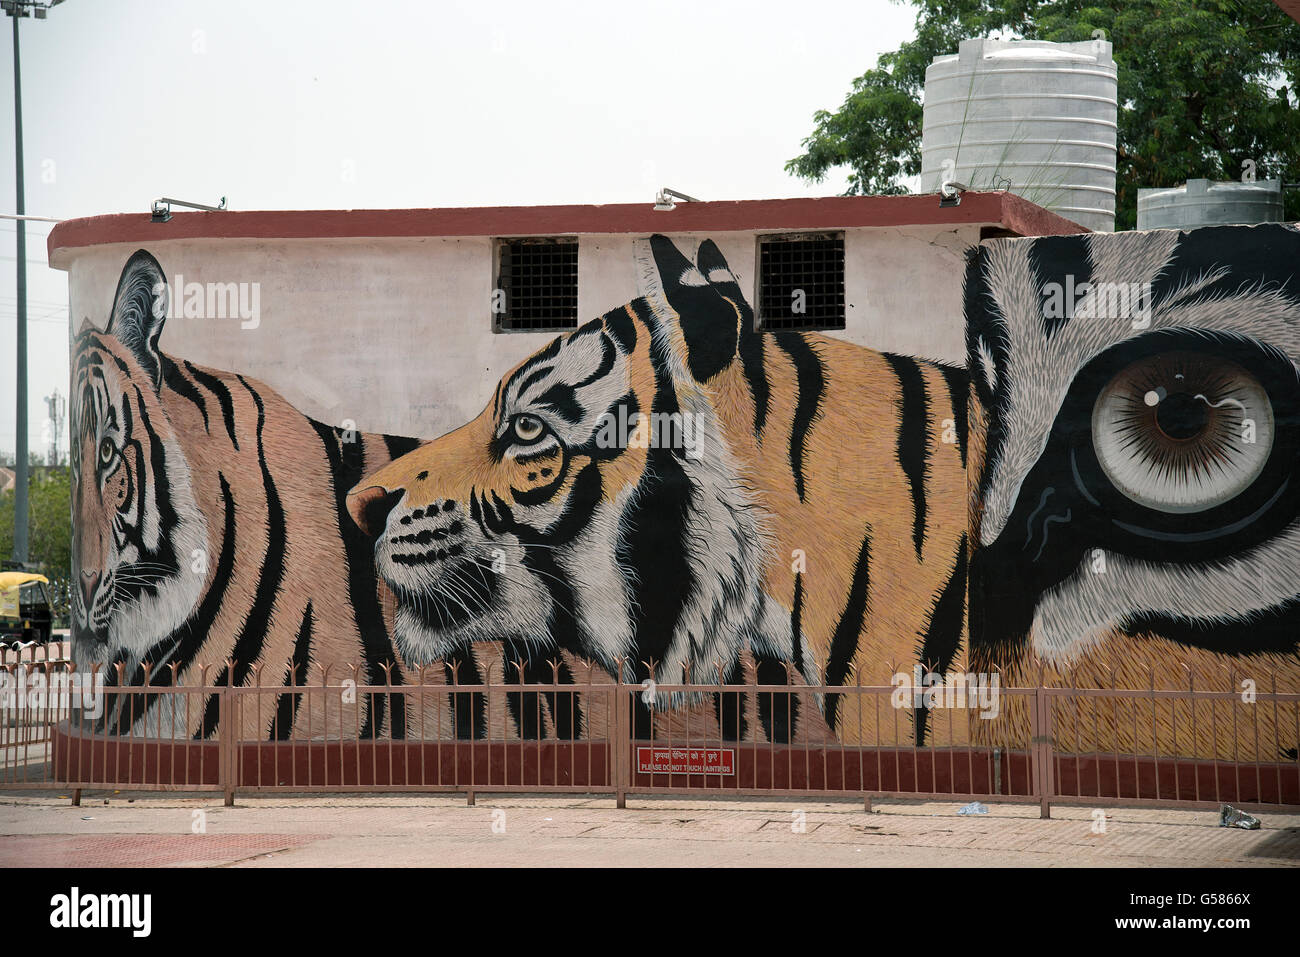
2 794 1297 866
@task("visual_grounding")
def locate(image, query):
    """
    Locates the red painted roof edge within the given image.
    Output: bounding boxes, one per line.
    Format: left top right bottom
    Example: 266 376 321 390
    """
48 192 1086 265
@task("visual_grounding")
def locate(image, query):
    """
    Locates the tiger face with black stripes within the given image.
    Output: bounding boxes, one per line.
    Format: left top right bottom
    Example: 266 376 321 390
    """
72 250 419 738
965 224 1300 760
350 235 970 743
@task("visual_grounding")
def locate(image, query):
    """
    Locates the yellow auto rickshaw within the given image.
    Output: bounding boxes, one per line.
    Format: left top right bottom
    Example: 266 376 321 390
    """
0 571 53 648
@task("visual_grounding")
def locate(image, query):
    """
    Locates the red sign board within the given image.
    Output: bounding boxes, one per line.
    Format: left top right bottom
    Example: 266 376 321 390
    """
636 746 735 775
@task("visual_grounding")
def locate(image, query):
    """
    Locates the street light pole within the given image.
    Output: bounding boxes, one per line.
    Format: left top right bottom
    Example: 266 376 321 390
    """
10 9 27 565
3 0 61 566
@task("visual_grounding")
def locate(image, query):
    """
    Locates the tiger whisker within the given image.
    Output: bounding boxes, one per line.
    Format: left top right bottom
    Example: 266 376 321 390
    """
465 566 580 626
431 574 483 623
467 555 583 594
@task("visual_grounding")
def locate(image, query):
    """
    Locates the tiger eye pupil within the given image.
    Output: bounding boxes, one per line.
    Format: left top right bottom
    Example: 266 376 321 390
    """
1154 392 1209 441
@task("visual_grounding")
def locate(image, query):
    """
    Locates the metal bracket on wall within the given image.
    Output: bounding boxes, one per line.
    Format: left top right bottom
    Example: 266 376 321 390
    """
151 195 228 223
653 187 702 211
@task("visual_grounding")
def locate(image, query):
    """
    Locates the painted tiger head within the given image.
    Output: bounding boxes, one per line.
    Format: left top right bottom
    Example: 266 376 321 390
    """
71 250 209 667
966 224 1300 674
348 236 781 682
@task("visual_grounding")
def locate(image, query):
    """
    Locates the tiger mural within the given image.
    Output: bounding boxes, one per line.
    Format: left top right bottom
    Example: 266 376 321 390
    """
964 224 1300 761
71 249 430 740
347 235 969 745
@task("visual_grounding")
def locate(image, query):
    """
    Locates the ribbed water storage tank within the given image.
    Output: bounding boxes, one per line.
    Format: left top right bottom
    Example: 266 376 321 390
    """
1137 179 1285 230
920 38 1118 231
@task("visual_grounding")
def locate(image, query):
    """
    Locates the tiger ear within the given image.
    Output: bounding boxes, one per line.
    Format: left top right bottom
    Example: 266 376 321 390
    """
107 250 168 391
641 234 739 382
695 239 754 331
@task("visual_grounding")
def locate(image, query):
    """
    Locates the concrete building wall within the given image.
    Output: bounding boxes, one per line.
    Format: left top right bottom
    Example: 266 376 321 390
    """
52 209 1300 764
63 224 976 439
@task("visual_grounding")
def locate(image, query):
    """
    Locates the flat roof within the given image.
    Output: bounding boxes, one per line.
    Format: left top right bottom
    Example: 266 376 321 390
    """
48 191 1086 267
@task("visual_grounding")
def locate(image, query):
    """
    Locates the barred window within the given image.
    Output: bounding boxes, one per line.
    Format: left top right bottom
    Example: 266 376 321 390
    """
493 237 579 332
756 232 846 331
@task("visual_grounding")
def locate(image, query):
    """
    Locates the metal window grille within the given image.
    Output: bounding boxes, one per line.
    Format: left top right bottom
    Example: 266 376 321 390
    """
494 237 579 332
756 232 846 331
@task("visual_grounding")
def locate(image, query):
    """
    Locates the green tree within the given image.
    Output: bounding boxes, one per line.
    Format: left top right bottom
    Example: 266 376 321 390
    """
1 467 72 623
786 0 1300 229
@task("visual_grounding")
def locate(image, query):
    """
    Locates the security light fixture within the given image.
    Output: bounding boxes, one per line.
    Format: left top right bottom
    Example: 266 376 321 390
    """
939 181 969 208
654 187 702 211
1 1 64 17
151 196 228 223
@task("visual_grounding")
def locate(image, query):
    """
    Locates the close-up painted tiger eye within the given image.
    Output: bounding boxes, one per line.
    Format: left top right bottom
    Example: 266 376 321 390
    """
98 438 115 465
512 414 545 442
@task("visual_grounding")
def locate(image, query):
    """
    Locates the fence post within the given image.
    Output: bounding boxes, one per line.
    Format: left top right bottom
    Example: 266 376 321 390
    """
1032 689 1052 819
219 685 235 807
615 666 628 809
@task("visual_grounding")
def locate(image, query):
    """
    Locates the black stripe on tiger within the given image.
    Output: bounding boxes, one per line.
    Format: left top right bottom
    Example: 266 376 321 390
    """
824 529 872 733
773 333 825 503
626 296 660 333
535 382 584 424
185 361 240 451
715 657 747 742
523 552 577 666
936 363 968 469
136 384 181 541
738 328 770 439
510 473 567 507
755 652 797 744
501 638 581 740
617 322 692 738
519 461 602 544
502 465 597 737
110 386 149 556
108 467 230 736
501 335 565 401
109 386 179 610
311 419 407 739
1031 235 1094 342
882 353 930 560
160 356 209 434
383 433 420 460
567 392 639 462
444 646 486 739
122 472 236 695
514 364 557 404
501 645 544 740
198 378 290 737
270 602 313 740
604 304 638 353
74 333 109 373
755 571 806 744
913 536 968 745
790 572 805 676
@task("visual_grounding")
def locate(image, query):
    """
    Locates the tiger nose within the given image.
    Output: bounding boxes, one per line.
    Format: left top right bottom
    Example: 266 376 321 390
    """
347 486 405 537
80 568 102 608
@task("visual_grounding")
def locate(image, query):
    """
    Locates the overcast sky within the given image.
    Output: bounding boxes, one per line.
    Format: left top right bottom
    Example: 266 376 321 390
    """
0 0 916 458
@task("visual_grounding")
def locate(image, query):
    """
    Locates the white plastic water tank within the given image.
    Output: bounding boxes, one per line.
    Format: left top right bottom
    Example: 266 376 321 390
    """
921 38 1118 231
1137 179 1285 229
